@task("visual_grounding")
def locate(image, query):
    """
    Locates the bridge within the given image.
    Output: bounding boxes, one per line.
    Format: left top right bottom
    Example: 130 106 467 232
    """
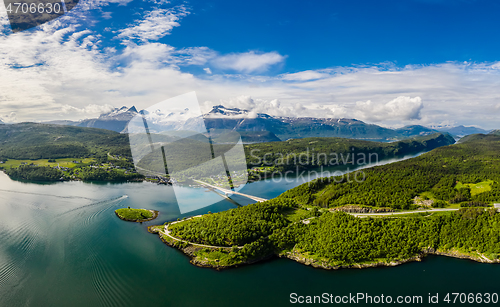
193 179 268 203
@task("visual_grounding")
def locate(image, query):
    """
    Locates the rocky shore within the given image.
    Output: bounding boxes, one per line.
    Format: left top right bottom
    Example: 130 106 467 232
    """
149 223 499 270
279 247 500 270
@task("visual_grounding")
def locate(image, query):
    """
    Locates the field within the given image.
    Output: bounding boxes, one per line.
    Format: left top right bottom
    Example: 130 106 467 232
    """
1 158 94 169
455 180 494 196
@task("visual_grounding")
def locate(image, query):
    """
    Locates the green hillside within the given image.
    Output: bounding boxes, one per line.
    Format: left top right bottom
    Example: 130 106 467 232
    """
245 132 455 171
0 123 131 160
0 123 455 184
282 134 500 210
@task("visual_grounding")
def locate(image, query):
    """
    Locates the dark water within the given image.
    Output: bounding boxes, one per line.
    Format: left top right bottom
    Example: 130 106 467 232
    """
0 156 499 306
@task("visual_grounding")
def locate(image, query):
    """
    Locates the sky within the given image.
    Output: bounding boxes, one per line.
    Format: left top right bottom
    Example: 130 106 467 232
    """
0 0 500 129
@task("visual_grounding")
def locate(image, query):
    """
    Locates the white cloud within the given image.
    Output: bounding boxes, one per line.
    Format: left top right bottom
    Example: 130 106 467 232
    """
0 112 17 123
175 47 217 66
62 104 115 115
116 7 188 42
0 0 499 130
354 96 423 122
210 51 286 73
281 70 330 81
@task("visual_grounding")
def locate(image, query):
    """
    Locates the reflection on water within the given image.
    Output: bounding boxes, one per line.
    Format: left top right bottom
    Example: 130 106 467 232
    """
0 153 499 306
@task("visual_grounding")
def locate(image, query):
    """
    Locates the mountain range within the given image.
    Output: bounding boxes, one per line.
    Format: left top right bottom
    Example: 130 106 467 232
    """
46 106 139 133
42 105 492 143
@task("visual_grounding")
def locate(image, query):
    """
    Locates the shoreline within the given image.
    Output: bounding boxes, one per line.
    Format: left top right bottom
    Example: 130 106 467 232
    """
148 225 270 270
149 223 500 270
279 247 500 270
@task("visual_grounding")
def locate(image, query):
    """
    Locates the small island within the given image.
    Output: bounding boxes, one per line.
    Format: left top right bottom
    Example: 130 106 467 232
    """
115 207 159 222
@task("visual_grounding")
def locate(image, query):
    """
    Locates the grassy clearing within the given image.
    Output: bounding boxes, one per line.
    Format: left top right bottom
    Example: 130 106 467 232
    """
455 180 494 196
418 191 436 200
1 158 94 169
192 249 241 266
116 208 153 220
283 208 313 222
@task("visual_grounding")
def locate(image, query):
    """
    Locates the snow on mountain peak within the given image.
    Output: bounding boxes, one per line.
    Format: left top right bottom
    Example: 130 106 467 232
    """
206 105 250 117
100 106 139 119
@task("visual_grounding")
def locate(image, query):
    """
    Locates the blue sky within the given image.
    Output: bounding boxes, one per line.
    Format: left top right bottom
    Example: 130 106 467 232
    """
0 0 499 129
167 0 500 71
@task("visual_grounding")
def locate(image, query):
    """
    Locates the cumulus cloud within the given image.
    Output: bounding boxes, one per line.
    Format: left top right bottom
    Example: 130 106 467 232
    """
354 96 424 122
203 96 332 118
62 104 115 115
173 48 286 74
210 51 285 73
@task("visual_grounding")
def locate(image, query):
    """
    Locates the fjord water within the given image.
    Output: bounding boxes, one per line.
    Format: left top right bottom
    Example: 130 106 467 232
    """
0 159 499 306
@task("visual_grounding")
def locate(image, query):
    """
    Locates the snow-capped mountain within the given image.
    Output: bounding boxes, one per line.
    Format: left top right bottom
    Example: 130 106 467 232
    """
75 106 139 132
43 104 493 142
44 106 139 133
99 106 138 120
206 105 249 117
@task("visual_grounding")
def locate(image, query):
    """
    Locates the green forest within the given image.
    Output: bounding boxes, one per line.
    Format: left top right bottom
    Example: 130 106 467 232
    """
161 135 500 267
0 123 132 161
166 202 500 267
3 164 142 182
280 134 500 210
244 132 454 171
0 123 455 184
137 132 454 180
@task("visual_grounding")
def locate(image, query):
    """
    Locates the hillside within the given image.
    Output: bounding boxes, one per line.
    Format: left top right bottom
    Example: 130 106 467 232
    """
0 123 131 160
134 132 455 181
0 124 455 184
244 133 455 172
281 134 500 210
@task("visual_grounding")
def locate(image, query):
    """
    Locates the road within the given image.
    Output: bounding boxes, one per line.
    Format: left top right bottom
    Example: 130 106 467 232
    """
160 216 243 249
193 179 268 203
349 208 459 217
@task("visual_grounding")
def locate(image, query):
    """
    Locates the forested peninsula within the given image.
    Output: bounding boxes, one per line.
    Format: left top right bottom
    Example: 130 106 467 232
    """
150 135 500 269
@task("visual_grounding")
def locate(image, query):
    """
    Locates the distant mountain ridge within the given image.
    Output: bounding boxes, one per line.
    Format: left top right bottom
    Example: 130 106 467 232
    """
43 105 493 143
436 125 490 136
489 129 500 136
45 106 139 133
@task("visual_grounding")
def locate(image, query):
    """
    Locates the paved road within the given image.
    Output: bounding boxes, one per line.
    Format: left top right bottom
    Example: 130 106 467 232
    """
349 208 459 217
193 179 268 203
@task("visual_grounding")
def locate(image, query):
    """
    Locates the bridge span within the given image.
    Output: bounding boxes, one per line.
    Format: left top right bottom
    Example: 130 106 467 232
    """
193 180 268 203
